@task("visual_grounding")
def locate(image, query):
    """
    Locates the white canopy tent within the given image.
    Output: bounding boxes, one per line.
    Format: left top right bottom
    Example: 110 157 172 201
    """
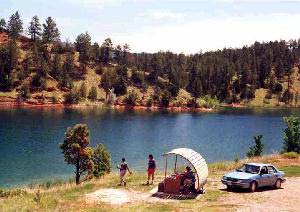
163 148 208 191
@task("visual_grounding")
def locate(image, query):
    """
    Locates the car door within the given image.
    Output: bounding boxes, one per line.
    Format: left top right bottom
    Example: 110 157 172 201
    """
267 166 278 186
259 166 269 187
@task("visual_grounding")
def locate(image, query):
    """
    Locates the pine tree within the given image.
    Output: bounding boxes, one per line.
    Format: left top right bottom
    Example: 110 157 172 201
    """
0 18 6 32
7 11 23 38
28 15 41 41
42 17 60 43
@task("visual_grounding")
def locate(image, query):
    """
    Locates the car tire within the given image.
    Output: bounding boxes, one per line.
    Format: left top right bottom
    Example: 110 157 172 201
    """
227 185 233 191
275 179 282 189
249 181 257 192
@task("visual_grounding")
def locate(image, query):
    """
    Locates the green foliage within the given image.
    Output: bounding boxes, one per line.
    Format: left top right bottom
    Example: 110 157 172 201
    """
0 18 6 32
79 82 88 99
7 11 23 38
131 69 144 85
31 73 45 89
88 86 98 101
281 152 299 159
75 32 91 73
196 95 219 108
265 89 272 99
64 88 80 104
283 116 300 153
19 83 31 99
160 90 171 107
42 17 60 43
125 90 139 106
28 15 41 41
51 94 59 104
92 144 111 178
247 135 264 158
282 89 293 104
59 124 94 184
33 190 42 204
0 189 26 198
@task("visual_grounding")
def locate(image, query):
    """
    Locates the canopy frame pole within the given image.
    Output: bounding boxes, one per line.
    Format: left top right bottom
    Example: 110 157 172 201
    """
164 157 168 191
174 155 178 173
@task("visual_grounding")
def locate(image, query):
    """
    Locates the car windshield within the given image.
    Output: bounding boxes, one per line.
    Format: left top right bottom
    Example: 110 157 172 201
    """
236 164 260 174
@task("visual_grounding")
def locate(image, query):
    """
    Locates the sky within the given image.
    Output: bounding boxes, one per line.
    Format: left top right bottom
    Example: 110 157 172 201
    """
1 0 300 54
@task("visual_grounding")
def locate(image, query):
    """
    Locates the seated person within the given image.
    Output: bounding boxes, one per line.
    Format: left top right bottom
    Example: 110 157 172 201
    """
180 166 196 193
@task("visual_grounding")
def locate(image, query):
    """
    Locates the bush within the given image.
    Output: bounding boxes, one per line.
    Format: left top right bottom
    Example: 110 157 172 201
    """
146 97 153 107
282 116 300 153
263 98 270 104
281 89 293 104
51 94 59 104
92 144 112 178
19 83 31 99
265 89 272 99
88 86 98 101
64 88 80 104
79 82 88 99
0 189 27 198
196 95 219 108
95 65 103 75
131 69 144 85
168 84 179 97
31 73 45 89
281 152 299 159
125 90 139 106
160 90 171 107
247 135 264 158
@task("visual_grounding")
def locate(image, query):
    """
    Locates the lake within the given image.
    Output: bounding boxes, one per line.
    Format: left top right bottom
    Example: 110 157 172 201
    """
0 107 299 188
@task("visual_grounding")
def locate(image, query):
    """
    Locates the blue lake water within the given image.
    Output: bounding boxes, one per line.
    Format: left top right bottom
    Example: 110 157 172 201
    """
0 107 299 188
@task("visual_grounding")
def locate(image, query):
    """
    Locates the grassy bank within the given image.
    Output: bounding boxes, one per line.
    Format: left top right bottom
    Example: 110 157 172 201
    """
0 154 299 211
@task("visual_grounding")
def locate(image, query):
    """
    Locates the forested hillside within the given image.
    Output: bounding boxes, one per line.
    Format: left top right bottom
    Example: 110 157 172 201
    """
1 11 300 108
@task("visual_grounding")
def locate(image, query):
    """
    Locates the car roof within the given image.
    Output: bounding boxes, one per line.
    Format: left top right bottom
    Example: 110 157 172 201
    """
244 163 274 167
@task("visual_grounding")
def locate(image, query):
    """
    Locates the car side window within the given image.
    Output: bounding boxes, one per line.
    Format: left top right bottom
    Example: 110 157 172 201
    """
268 166 277 174
261 166 268 174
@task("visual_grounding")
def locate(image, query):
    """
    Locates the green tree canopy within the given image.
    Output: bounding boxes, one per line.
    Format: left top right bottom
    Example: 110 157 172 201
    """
60 124 94 184
283 116 300 153
28 15 41 41
7 11 23 38
247 135 264 158
42 17 60 43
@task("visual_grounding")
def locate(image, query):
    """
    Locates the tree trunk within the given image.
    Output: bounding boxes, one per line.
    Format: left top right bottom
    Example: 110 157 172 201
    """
75 161 80 184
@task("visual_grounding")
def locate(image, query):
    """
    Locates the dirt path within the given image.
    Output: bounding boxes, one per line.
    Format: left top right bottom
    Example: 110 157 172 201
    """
85 187 173 205
218 177 300 212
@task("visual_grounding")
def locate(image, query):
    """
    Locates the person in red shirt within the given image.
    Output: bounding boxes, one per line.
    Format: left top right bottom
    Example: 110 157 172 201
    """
146 154 156 185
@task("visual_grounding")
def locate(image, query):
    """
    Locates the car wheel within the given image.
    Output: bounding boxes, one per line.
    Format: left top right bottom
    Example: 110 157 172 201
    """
249 181 257 192
275 179 282 189
227 185 233 191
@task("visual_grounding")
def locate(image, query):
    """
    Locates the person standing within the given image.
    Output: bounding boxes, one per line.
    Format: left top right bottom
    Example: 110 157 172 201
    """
117 157 132 186
147 154 156 185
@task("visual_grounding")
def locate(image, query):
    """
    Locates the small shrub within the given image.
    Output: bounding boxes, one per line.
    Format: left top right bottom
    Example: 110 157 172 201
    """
31 73 45 89
146 97 153 107
131 69 144 85
92 144 112 178
88 86 98 101
281 152 299 159
95 65 103 75
64 88 80 104
263 98 270 104
125 90 139 106
247 135 264 158
0 189 27 198
160 90 171 107
33 190 42 204
79 82 88 99
51 94 59 104
265 89 272 99
19 84 31 99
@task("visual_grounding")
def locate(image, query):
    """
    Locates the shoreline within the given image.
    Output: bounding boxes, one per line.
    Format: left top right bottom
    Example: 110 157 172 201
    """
0 99 298 111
